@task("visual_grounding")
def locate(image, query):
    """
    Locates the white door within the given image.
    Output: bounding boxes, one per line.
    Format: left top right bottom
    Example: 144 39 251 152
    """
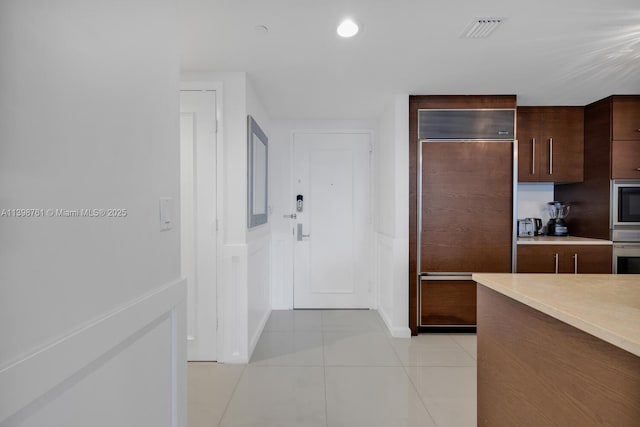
180 90 217 361
292 132 371 308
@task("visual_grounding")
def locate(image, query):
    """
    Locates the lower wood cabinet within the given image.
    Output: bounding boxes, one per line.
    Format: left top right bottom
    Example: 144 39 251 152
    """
517 245 612 273
420 279 476 326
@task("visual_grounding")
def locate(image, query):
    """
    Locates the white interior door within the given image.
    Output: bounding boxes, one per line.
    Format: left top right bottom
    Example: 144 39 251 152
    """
293 132 371 308
180 90 217 361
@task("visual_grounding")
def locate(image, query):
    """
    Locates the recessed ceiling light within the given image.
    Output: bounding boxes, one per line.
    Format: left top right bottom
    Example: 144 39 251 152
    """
337 19 359 38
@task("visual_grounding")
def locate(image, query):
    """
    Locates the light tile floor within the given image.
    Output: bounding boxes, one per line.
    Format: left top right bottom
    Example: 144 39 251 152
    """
188 310 477 427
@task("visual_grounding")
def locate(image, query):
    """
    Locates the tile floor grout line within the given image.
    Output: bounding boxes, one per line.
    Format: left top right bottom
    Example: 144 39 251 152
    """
215 363 246 427
451 335 477 361
321 323 329 427
194 312 476 427
385 329 464 427
401 361 441 427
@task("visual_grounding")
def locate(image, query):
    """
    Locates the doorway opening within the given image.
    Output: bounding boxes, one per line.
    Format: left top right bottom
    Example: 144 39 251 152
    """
180 88 219 361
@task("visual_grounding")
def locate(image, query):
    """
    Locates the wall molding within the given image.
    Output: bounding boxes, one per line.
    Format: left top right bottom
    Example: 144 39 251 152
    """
271 233 291 309
249 308 270 360
376 233 395 334
0 278 187 424
247 233 271 359
219 244 248 363
375 232 411 338
378 307 412 338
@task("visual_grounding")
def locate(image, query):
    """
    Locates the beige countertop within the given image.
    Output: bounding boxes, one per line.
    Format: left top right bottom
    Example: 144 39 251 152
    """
517 236 612 245
472 273 640 357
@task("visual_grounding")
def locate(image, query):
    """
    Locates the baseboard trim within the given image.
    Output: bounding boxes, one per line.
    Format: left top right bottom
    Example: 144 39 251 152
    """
378 307 412 338
248 308 271 361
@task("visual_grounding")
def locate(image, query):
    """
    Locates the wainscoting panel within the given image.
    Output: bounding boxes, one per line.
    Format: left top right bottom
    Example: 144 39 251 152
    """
248 233 271 357
0 279 187 427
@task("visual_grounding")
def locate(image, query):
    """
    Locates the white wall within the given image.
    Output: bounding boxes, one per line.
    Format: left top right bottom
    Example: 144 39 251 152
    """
0 1 185 425
180 72 271 363
246 79 271 357
374 95 411 338
269 119 377 310
517 183 555 224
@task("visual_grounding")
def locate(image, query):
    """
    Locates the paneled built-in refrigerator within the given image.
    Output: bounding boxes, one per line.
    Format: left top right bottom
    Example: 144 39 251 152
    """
416 109 515 330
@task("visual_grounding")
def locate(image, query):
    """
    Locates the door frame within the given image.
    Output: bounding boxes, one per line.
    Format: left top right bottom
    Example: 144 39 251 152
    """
180 81 224 360
289 129 375 309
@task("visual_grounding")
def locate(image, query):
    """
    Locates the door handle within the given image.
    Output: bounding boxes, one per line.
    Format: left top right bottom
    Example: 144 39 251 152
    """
573 253 578 274
531 138 535 175
549 138 553 175
297 223 310 241
554 253 559 274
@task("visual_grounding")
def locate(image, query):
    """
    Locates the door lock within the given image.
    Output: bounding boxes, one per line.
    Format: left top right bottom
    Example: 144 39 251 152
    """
283 213 297 219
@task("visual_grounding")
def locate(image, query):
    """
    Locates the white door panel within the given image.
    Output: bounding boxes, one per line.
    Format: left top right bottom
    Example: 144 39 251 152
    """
293 132 371 308
180 90 217 361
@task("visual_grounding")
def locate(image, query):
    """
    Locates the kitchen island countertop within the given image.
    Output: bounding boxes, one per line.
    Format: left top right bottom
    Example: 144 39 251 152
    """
472 273 640 357
517 236 612 245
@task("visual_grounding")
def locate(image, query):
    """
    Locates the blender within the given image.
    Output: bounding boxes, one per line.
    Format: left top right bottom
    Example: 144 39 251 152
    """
546 201 570 236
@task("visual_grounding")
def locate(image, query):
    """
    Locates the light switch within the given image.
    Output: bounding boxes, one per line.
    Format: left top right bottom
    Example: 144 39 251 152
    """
159 197 173 231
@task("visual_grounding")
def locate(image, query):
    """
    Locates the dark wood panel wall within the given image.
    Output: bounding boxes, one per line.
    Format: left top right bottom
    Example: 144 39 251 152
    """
554 97 612 239
408 95 517 335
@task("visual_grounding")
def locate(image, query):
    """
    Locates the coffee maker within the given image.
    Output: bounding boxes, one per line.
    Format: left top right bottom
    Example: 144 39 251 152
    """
546 201 570 236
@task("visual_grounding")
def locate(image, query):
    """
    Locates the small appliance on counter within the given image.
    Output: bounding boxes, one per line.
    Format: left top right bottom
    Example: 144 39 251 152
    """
547 201 570 236
518 218 543 237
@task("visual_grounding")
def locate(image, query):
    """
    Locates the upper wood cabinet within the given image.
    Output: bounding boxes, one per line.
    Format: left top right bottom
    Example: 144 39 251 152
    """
611 97 640 178
612 97 640 141
612 141 640 179
517 106 584 183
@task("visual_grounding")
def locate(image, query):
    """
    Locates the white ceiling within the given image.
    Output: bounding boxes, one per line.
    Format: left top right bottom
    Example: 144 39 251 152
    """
179 0 640 119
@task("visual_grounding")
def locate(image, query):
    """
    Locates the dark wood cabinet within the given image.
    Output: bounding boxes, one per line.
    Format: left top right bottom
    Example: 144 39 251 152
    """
517 106 584 183
612 141 640 179
517 245 557 273
517 244 612 274
612 97 640 141
554 95 640 239
420 280 476 326
516 108 539 182
611 97 640 179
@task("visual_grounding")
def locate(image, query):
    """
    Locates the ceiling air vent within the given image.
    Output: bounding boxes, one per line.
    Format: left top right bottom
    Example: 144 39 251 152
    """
462 18 504 38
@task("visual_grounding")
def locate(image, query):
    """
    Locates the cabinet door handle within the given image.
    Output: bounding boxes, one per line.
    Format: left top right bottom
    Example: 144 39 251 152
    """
573 253 578 274
554 253 559 274
531 138 536 175
549 138 553 175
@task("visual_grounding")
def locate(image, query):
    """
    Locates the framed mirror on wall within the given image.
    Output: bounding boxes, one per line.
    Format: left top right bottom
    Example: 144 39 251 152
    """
247 115 268 227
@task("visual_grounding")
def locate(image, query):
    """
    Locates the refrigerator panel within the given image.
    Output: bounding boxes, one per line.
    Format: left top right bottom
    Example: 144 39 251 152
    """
419 140 513 273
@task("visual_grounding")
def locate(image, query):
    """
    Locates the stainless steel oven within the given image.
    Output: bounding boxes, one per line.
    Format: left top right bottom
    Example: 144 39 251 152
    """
611 181 640 274
612 180 640 226
613 242 640 274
